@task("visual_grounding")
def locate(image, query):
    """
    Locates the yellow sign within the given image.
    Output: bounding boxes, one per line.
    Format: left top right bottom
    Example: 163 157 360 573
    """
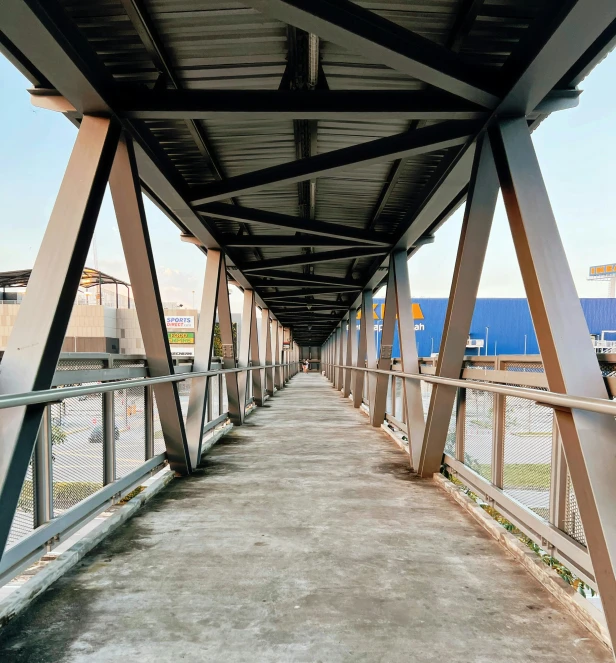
589 264 616 278
356 303 424 320
168 331 195 344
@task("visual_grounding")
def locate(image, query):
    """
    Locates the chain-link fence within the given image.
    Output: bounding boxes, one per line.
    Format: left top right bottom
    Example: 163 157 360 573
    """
6 455 34 548
51 394 104 515
115 386 146 478
463 389 494 482
502 396 552 519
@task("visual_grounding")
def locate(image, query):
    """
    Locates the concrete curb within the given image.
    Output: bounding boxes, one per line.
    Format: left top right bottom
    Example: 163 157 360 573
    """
0 467 174 629
0 420 236 631
434 473 612 651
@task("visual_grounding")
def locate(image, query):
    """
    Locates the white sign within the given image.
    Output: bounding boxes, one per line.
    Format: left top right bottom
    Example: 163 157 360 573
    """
165 315 194 329
171 348 195 357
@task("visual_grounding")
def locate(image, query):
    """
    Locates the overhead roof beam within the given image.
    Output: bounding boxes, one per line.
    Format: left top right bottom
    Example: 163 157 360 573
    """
117 89 488 121
244 0 499 108
190 121 479 205
199 202 392 246
218 235 374 248
260 288 361 299
242 247 388 273
251 271 359 287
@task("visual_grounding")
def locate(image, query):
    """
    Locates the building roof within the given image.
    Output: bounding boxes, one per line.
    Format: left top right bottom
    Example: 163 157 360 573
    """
0 268 130 290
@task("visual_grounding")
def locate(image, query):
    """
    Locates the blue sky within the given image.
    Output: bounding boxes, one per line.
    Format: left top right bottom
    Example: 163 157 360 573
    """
1 50 615 309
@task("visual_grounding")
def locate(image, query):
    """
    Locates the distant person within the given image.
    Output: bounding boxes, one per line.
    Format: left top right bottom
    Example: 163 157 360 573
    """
303 359 310 373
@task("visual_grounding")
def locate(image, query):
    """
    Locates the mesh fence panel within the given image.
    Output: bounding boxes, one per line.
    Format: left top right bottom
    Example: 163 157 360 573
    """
501 361 544 373
421 381 432 418
6 455 34 548
503 396 552 519
152 392 165 455
445 395 457 457
115 386 146 478
51 395 103 515
463 389 493 481
177 380 191 423
222 375 229 412
209 376 220 419
565 475 587 546
56 359 105 371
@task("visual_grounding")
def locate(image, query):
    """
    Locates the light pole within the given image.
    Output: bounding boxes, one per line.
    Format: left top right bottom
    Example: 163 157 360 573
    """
485 327 489 355
524 334 527 355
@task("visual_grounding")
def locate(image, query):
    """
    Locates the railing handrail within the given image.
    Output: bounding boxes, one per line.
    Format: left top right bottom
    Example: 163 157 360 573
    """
0 362 296 410
325 362 616 417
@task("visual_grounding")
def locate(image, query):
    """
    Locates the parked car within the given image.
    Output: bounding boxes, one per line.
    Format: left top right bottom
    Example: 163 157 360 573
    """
88 424 120 444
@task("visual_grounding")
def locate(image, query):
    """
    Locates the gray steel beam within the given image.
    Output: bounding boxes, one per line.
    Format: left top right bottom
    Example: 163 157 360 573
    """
489 117 616 644
199 203 391 246
185 250 222 467
251 271 359 288
217 255 241 424
189 121 479 205
0 116 119 556
242 248 388 273
238 289 256 421
390 251 425 470
343 309 357 399
260 309 274 397
109 136 191 475
245 0 498 107
220 235 374 248
118 89 488 121
251 303 264 406
418 135 499 477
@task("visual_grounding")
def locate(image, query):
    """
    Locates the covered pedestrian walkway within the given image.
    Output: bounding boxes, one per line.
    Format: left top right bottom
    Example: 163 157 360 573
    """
0 373 610 662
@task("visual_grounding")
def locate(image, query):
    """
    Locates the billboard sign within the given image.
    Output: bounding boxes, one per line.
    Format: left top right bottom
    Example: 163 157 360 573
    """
589 264 616 278
165 315 194 329
168 331 195 344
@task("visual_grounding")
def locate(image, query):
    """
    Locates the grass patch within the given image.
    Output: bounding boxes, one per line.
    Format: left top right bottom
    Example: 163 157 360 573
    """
470 463 551 490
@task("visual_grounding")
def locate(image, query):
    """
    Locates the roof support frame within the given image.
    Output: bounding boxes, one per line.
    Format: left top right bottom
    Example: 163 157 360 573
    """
244 0 499 107
189 121 479 205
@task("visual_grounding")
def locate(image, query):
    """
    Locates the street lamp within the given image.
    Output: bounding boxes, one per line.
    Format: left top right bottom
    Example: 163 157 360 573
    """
485 326 489 355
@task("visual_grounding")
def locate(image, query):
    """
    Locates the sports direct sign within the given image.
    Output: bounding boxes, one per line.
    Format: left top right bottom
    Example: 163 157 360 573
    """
165 315 195 329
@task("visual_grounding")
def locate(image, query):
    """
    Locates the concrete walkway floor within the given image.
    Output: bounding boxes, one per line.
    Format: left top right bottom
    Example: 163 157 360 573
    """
0 373 611 662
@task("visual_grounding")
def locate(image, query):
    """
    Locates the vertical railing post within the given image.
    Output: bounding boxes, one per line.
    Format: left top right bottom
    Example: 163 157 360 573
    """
492 357 505 489
145 385 154 460
549 419 567 532
34 406 53 528
337 321 346 391
103 390 116 485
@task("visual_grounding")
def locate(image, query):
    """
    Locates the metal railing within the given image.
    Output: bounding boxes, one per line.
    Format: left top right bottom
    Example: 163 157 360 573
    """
1 354 297 585
325 354 616 591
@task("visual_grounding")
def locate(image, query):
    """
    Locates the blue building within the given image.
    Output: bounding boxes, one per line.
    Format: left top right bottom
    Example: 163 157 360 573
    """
371 298 616 358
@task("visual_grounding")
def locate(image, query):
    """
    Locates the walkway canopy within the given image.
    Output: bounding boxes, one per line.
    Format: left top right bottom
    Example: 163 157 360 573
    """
2 0 614 346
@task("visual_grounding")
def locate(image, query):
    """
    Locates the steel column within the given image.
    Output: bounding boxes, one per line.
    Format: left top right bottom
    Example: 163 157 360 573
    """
0 116 120 556
391 251 425 468
418 135 499 477
337 322 346 390
490 117 616 645
343 309 356 398
109 136 191 474
238 289 256 422
262 311 274 396
252 304 264 406
353 292 371 408
185 250 222 466
217 257 241 424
